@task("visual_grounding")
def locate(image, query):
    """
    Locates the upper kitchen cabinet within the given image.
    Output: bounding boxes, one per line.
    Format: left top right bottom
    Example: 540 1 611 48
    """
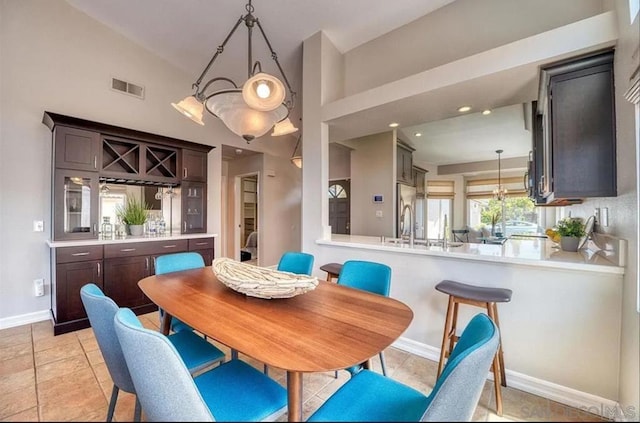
413 166 427 195
53 126 101 172
536 49 616 204
182 149 208 182
397 141 415 186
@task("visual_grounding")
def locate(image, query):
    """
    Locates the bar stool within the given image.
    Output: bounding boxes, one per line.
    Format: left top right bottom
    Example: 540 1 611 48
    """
320 263 342 282
435 279 512 416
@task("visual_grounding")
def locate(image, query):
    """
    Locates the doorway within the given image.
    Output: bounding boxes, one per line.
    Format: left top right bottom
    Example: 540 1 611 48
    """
329 179 350 234
236 174 259 264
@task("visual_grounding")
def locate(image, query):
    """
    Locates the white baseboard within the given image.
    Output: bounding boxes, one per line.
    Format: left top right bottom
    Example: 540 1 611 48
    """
0 310 51 330
392 336 622 420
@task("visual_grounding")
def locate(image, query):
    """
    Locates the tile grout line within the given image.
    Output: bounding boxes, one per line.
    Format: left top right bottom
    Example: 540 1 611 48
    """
30 322 42 422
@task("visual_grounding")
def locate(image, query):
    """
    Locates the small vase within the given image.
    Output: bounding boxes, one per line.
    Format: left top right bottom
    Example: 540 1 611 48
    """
560 236 580 252
128 224 144 236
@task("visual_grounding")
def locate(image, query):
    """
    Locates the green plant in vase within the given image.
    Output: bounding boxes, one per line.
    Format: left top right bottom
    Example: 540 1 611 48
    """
490 211 501 237
555 217 586 252
115 195 149 236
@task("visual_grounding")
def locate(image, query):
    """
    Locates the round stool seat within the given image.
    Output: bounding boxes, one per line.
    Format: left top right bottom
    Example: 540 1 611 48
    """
435 280 512 303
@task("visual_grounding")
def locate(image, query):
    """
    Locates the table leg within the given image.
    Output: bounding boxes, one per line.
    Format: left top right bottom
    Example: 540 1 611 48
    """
286 371 303 422
160 310 172 336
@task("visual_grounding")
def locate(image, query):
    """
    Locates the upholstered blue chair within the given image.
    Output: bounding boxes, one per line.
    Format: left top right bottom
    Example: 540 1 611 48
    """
80 284 226 421
114 307 288 422
155 252 205 334
80 284 141 422
337 260 392 376
277 251 314 275
307 313 500 422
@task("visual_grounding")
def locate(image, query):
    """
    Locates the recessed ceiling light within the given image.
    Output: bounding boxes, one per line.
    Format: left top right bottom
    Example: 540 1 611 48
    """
388 122 399 128
482 109 491 115
235 148 243 154
457 106 472 112
414 132 422 137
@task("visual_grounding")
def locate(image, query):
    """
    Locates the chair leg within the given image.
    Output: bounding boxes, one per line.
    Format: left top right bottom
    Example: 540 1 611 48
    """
231 349 239 360
437 295 455 378
133 396 142 422
334 370 338 378
379 351 387 376
263 364 269 375
491 302 507 387
486 302 503 416
107 385 119 422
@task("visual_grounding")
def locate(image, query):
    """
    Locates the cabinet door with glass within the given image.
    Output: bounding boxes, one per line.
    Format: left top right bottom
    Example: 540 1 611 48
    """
181 181 206 233
54 169 99 240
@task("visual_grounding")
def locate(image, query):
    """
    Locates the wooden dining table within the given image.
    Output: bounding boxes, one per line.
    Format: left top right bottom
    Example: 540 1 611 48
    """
138 266 414 422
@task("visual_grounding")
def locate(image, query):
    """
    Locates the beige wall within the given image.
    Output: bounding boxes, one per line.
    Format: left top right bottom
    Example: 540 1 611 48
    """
328 143 351 181
342 132 395 236
0 0 301 322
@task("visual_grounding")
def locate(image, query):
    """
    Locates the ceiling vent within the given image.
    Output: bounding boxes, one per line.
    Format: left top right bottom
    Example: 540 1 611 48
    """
111 77 145 99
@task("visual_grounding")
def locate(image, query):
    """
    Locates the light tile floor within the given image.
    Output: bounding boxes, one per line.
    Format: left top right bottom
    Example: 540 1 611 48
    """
0 312 608 422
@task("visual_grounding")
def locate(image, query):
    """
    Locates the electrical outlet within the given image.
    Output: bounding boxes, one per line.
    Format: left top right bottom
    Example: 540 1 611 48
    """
34 278 44 297
33 220 44 232
375 210 383 218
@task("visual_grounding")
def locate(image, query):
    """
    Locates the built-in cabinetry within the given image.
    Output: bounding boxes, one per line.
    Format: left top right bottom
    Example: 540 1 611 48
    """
413 166 427 195
44 112 216 335
51 236 215 335
43 112 214 238
397 141 415 185
532 49 616 205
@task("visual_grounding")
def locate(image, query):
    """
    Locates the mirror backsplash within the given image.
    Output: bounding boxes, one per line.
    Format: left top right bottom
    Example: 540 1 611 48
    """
99 184 182 238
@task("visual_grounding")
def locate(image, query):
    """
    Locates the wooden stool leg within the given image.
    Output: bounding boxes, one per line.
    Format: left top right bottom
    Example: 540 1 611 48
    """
448 300 459 354
437 296 455 378
491 302 507 387
486 303 503 416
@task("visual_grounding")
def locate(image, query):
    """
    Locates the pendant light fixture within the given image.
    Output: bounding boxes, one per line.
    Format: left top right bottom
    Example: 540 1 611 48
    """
290 134 302 168
493 149 508 201
171 0 298 143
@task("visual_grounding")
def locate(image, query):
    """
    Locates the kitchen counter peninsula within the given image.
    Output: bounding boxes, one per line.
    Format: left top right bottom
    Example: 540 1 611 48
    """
312 232 624 410
317 234 625 275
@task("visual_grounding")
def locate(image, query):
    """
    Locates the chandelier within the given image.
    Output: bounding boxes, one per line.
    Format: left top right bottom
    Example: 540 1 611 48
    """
493 149 508 201
171 0 298 143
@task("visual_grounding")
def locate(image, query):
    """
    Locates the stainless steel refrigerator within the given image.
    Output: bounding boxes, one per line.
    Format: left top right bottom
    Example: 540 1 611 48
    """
397 183 426 239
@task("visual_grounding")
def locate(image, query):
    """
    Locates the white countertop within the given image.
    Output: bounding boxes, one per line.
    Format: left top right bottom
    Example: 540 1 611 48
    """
317 234 625 275
47 233 218 248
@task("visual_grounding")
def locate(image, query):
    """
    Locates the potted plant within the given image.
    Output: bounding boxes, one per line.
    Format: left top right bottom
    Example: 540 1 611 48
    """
115 195 149 236
555 217 586 252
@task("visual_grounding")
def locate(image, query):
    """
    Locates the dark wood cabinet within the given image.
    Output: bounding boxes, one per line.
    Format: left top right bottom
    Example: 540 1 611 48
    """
397 142 415 185
413 166 427 195
182 182 207 233
54 126 100 172
51 237 213 335
53 169 99 240
53 245 103 335
182 149 208 182
536 49 616 204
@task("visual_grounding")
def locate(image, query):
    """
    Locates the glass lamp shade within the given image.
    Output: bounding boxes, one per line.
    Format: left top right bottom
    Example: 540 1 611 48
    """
271 117 299 136
206 91 287 142
171 96 205 125
242 72 286 111
291 155 302 168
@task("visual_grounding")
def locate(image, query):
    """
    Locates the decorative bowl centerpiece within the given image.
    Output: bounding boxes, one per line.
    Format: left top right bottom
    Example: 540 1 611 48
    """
212 257 318 299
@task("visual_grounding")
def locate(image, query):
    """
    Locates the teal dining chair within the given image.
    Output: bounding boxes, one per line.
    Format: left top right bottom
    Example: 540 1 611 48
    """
336 259 392 377
114 307 288 422
307 313 500 422
80 284 225 422
155 252 205 334
277 251 314 275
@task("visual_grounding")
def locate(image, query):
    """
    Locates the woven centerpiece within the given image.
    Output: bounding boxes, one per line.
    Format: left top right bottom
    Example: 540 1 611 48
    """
212 257 318 299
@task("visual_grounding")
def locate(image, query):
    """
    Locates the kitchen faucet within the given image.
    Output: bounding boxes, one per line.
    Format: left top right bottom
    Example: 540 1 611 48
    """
400 204 414 247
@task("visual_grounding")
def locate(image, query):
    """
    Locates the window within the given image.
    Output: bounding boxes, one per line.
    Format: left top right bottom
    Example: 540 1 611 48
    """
328 183 347 198
630 0 639 24
426 180 454 239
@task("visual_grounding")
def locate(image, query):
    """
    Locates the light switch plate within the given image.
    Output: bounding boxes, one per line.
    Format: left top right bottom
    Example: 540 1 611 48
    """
375 210 383 218
33 220 44 232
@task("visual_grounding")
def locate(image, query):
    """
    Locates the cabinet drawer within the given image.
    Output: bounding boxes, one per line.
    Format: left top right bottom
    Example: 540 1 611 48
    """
56 245 103 264
104 240 188 258
189 237 214 251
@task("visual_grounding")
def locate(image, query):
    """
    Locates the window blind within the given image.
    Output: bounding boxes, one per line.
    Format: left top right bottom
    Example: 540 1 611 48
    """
426 180 455 199
466 176 526 199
